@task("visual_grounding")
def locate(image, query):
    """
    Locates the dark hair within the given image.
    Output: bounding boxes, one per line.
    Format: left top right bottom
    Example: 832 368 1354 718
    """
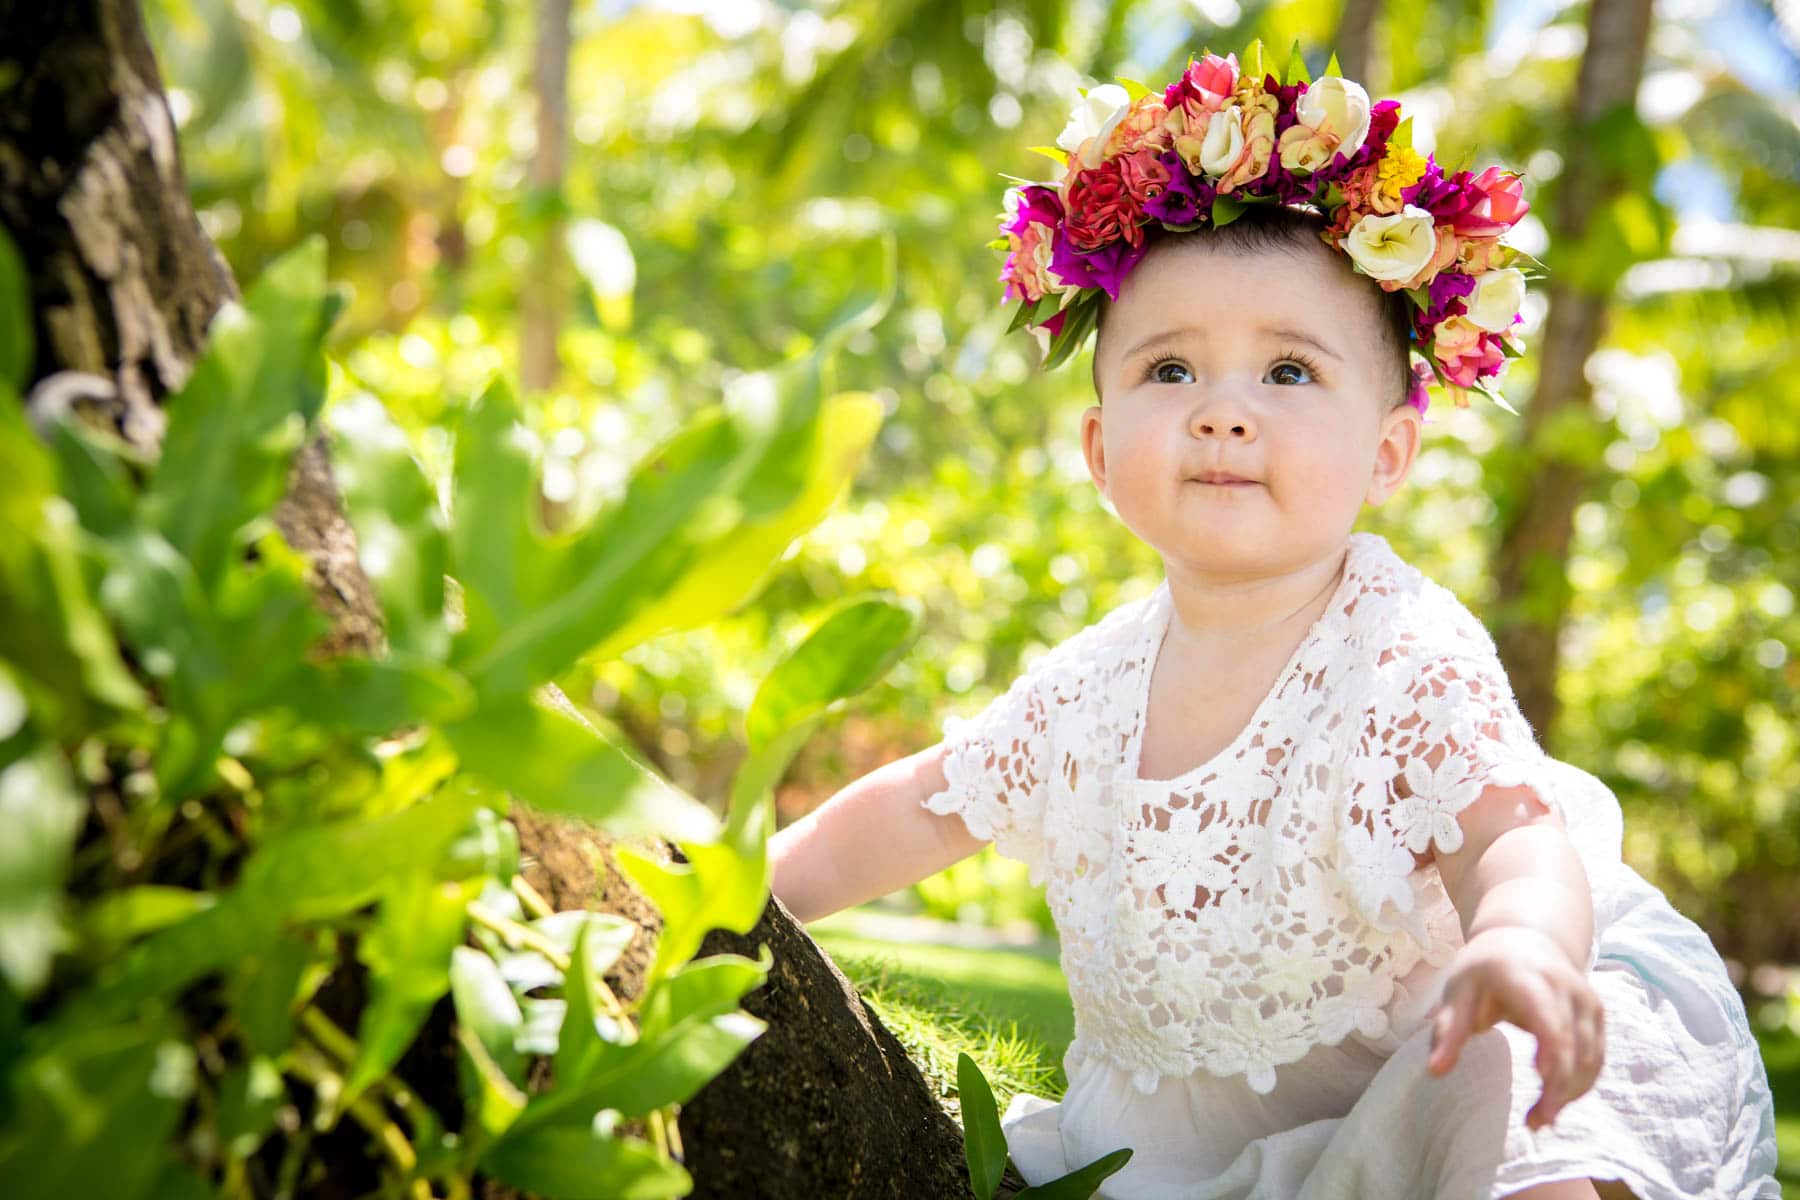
1089 205 1416 410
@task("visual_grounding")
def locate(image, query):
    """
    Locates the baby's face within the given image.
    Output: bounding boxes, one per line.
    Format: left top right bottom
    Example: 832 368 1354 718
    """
1080 237 1419 582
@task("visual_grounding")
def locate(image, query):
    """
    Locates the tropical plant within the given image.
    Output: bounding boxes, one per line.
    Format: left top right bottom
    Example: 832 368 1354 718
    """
0 224 912 1196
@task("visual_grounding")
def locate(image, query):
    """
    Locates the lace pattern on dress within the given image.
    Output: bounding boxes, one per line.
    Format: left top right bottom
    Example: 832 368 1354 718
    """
922 533 1623 1096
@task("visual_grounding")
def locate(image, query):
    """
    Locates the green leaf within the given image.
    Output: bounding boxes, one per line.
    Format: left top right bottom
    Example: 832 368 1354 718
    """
0 745 82 995
1390 116 1414 152
554 914 632 1085
446 375 539 652
80 887 215 952
344 875 476 1107
1286 40 1312 86
226 930 311 1057
0 1017 189 1200
1015 1147 1135 1198
0 404 146 738
77 786 486 1019
1324 51 1343 78
145 236 336 596
512 1003 765 1130
1114 77 1150 102
450 945 526 1087
585 390 884 662
0 226 29 391
1240 37 1265 81
1028 145 1069 168
214 1057 286 1161
957 1052 1006 1200
48 416 139 538
481 1124 692 1200
446 688 719 844
745 595 919 753
612 836 768 998
1211 195 1246 228
326 391 450 659
283 655 476 736
633 948 772 1043
1040 293 1100 371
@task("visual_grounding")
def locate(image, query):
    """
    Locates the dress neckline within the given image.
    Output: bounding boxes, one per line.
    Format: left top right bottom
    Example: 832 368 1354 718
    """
1127 535 1371 788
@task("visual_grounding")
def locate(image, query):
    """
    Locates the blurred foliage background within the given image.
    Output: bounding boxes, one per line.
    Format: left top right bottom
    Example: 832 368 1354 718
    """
143 0 1798 991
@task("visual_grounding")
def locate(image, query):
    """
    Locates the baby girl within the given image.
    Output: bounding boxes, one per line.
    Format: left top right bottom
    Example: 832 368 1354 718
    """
769 48 1777 1200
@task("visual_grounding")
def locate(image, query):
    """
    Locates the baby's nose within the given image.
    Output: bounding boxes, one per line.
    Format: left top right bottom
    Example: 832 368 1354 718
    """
1193 413 1256 439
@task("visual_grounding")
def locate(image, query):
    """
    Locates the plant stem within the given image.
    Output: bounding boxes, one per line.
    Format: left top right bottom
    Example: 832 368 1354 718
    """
511 875 555 920
286 1042 421 1185
468 901 572 970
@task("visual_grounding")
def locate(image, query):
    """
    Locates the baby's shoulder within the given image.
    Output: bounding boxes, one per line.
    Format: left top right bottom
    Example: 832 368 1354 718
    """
1344 534 1501 669
1016 583 1161 692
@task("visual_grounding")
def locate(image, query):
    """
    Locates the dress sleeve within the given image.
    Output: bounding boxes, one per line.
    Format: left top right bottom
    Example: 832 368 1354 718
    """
1339 650 1624 956
922 662 1056 885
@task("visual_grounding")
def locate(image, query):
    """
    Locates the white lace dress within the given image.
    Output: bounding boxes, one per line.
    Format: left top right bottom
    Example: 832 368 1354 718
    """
923 532 1779 1200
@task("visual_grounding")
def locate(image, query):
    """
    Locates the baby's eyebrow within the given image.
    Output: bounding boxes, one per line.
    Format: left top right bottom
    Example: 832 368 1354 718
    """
1119 325 1345 366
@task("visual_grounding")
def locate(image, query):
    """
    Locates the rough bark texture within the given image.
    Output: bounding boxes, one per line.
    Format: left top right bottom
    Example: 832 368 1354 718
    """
0 0 383 656
679 894 976 1198
1491 0 1655 741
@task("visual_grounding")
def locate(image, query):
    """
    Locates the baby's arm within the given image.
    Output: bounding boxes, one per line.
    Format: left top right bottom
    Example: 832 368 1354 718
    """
768 742 988 923
1427 783 1604 1129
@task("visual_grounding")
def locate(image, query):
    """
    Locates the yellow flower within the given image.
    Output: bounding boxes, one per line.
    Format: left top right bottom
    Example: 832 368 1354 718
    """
1372 145 1427 214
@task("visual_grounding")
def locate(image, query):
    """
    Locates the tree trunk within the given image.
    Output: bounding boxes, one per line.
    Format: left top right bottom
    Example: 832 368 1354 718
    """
2 3 978 1192
1330 0 1382 90
0 0 384 657
1490 0 1655 741
520 0 571 394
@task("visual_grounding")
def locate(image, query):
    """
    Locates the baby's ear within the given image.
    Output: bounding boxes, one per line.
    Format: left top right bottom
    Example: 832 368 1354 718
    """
1366 402 1422 505
1080 404 1107 492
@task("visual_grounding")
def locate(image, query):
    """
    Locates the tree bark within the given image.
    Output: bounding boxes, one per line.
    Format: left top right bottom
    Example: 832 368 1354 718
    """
520 0 571 394
2 3 979 1193
1330 0 1382 90
1490 0 1655 740
0 0 384 657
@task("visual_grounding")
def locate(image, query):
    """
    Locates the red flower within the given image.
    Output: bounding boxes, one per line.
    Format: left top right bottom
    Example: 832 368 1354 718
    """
1063 159 1145 250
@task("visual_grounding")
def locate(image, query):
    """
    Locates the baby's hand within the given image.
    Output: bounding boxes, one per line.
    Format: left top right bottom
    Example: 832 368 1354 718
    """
1425 926 1605 1130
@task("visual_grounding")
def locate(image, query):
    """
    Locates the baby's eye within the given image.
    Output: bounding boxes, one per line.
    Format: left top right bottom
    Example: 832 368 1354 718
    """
1148 358 1195 384
1267 360 1314 386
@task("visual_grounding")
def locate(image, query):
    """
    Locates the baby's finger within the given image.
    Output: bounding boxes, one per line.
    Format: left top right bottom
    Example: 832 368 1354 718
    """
1571 992 1606 1096
1428 989 1476 1076
1528 998 1578 1129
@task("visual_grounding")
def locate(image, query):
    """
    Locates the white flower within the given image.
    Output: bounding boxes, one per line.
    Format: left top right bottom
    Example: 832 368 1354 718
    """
1294 76 1372 159
1198 104 1247 177
1127 808 1236 910
1339 820 1417 928
1397 754 1484 852
1056 83 1131 170
1343 205 1438 283
1466 267 1527 332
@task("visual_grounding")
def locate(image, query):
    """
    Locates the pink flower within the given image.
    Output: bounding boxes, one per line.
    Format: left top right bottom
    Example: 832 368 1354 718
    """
1163 53 1239 173
998 185 1064 303
1460 166 1529 237
1103 95 1174 160
1063 159 1145 250
1117 147 1172 206
1431 315 1506 387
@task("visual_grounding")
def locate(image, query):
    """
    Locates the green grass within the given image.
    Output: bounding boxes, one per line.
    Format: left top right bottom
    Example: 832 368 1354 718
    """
812 922 1799 1197
1759 1024 1799 1196
809 928 1073 1117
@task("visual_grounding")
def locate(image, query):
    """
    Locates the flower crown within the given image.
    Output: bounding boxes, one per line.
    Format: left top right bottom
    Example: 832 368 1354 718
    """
991 39 1545 415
